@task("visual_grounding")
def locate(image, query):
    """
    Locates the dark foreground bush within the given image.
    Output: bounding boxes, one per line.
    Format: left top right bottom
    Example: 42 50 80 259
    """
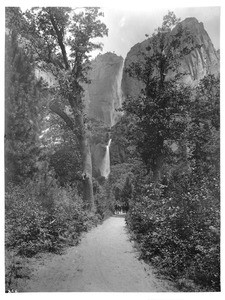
5 182 99 257
126 174 220 291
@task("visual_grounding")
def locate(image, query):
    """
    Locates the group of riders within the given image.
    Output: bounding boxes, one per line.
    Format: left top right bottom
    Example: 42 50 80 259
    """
114 203 129 214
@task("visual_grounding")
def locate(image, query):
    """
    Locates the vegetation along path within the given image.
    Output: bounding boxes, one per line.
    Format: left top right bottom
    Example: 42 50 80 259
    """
22 215 176 292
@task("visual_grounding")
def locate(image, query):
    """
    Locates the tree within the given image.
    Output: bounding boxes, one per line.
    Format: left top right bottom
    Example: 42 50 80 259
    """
5 7 47 184
110 113 138 165
123 11 198 183
50 145 81 187
188 74 220 176
24 7 108 210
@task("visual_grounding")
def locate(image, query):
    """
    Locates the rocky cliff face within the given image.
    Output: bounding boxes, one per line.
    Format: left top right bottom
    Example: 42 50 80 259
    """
85 52 124 127
122 17 220 98
177 18 219 83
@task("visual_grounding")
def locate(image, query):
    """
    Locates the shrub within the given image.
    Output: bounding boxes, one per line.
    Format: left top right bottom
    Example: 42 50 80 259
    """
5 181 100 257
126 173 220 291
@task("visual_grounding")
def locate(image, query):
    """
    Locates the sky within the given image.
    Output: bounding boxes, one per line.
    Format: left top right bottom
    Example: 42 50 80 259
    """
94 6 220 59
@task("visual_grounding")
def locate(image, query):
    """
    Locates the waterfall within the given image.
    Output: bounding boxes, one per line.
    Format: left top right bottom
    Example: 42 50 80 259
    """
112 59 124 126
99 139 112 179
116 60 124 108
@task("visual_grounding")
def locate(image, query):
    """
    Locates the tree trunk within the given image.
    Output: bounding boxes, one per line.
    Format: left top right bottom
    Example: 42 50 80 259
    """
50 101 95 211
152 137 164 185
81 135 95 211
152 154 164 186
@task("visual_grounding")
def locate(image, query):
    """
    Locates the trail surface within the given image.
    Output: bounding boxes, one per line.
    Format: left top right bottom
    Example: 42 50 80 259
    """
22 215 175 292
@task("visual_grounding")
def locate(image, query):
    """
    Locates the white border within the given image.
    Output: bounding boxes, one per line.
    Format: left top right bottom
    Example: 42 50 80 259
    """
1 1 224 300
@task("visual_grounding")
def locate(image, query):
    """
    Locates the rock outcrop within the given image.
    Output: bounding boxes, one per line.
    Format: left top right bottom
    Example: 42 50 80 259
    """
122 17 220 99
85 52 124 127
177 18 219 83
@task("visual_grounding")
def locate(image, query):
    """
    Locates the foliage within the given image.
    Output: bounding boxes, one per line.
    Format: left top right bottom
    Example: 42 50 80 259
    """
126 170 220 291
110 114 138 165
5 7 48 184
50 145 82 186
5 181 100 258
89 118 110 145
108 163 135 205
122 83 192 175
187 74 220 176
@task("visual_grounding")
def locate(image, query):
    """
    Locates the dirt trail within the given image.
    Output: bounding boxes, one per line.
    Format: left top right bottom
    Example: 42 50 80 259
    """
22 215 176 292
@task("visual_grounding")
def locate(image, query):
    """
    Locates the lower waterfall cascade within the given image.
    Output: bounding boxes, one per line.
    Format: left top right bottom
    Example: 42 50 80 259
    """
99 139 112 179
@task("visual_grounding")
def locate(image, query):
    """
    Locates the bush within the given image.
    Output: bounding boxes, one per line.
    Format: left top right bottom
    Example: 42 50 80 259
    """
5 181 99 257
126 172 220 291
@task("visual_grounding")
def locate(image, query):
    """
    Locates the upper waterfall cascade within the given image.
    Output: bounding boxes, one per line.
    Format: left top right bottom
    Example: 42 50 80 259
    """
112 60 124 126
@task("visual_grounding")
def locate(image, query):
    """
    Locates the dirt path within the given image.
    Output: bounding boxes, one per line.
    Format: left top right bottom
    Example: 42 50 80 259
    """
21 215 176 292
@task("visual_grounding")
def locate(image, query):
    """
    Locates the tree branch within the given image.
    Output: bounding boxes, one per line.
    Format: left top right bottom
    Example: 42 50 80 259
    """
48 9 70 70
49 101 74 130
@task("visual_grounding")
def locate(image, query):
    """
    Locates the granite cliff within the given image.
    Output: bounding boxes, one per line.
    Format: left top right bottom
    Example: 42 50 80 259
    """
122 17 220 99
85 52 124 127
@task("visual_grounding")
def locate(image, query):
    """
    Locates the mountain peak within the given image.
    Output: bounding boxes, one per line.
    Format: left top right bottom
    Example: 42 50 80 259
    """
122 17 219 98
